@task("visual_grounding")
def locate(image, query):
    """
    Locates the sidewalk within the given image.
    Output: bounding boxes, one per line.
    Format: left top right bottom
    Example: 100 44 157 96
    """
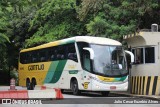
111 91 160 101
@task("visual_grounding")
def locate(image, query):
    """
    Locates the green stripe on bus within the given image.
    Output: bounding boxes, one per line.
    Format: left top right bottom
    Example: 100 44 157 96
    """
50 60 67 83
44 61 59 83
119 76 127 81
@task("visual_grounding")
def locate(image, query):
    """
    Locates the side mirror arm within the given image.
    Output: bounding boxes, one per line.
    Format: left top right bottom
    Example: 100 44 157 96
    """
125 50 134 64
83 48 94 59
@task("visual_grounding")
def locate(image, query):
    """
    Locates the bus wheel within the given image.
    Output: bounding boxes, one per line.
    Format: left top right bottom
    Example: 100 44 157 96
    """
30 79 36 90
26 79 30 90
71 80 81 95
101 91 109 96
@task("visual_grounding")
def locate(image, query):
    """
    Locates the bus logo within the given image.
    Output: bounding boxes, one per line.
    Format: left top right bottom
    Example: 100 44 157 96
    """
82 82 90 89
28 64 44 71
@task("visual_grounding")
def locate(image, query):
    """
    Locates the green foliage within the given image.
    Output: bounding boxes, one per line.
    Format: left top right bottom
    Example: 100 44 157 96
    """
77 0 105 21
0 6 10 45
26 0 87 47
87 16 108 36
0 35 10 44
0 45 8 71
83 0 159 40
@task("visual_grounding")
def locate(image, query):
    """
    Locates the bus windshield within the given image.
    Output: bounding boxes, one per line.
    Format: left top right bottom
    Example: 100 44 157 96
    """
90 44 127 77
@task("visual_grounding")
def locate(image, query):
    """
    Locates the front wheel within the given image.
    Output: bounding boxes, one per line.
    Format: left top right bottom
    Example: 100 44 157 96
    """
71 80 81 95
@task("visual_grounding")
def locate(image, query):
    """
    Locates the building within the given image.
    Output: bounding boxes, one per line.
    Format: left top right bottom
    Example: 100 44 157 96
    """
124 26 160 95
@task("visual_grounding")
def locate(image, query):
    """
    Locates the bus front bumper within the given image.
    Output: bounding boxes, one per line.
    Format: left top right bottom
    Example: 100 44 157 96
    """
91 80 128 91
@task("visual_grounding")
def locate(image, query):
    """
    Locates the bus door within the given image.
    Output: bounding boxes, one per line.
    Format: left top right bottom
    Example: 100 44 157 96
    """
82 50 92 90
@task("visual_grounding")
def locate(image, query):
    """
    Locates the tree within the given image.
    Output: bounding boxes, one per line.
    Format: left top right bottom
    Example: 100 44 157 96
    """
0 2 10 45
78 0 159 40
77 0 105 21
25 0 87 48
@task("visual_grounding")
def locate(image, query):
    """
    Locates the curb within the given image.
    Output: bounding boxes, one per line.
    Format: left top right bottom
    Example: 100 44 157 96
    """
111 92 160 101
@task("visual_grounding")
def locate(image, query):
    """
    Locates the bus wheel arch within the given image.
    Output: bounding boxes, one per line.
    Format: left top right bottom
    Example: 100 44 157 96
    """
26 78 30 90
70 77 81 95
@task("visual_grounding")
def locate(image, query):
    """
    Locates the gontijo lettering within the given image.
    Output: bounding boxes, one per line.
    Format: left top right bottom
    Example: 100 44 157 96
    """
28 64 44 71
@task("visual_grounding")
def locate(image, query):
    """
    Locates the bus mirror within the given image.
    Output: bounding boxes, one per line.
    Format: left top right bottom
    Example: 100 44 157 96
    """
125 50 134 63
83 47 94 59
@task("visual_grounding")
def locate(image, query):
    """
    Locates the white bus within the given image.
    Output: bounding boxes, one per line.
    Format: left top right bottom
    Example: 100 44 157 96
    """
19 36 134 96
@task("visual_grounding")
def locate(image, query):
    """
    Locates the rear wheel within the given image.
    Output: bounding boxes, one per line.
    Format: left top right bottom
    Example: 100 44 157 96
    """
101 91 110 96
30 79 36 90
71 80 81 95
26 79 30 90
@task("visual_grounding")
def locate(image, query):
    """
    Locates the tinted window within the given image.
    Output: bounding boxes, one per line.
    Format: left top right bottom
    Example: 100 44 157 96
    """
57 46 66 60
20 43 78 64
145 47 155 63
67 43 78 62
48 48 56 61
82 50 91 72
77 42 89 70
39 50 47 62
32 51 38 63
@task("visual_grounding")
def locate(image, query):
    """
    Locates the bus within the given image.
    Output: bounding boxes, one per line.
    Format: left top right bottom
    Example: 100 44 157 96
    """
18 36 134 95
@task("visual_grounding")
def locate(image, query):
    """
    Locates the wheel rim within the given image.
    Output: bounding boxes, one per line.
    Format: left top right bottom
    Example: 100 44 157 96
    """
71 81 78 94
73 83 77 93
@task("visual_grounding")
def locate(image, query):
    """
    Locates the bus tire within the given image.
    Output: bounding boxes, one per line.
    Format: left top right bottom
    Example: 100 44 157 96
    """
71 80 81 95
30 79 36 90
26 79 30 90
101 91 109 96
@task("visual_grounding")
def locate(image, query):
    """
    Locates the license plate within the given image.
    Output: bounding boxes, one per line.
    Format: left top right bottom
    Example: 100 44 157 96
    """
110 86 116 90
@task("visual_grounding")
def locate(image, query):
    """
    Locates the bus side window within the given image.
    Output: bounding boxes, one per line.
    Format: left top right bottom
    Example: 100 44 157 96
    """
32 51 38 63
77 42 89 69
48 47 59 61
67 43 78 62
27 52 32 63
25 53 29 63
39 50 47 62
20 53 26 64
82 51 91 72
57 46 66 60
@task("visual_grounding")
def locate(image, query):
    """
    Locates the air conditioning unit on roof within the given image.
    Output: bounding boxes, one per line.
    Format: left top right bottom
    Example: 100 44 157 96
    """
151 24 158 32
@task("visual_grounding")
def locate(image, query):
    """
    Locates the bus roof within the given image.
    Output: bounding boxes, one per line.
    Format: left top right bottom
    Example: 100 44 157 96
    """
20 36 121 52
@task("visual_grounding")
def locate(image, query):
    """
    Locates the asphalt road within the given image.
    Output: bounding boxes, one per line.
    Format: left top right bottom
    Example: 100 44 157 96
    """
42 91 160 104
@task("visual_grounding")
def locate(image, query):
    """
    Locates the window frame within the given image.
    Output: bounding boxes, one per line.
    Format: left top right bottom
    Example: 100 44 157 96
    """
131 46 155 64
66 43 78 62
